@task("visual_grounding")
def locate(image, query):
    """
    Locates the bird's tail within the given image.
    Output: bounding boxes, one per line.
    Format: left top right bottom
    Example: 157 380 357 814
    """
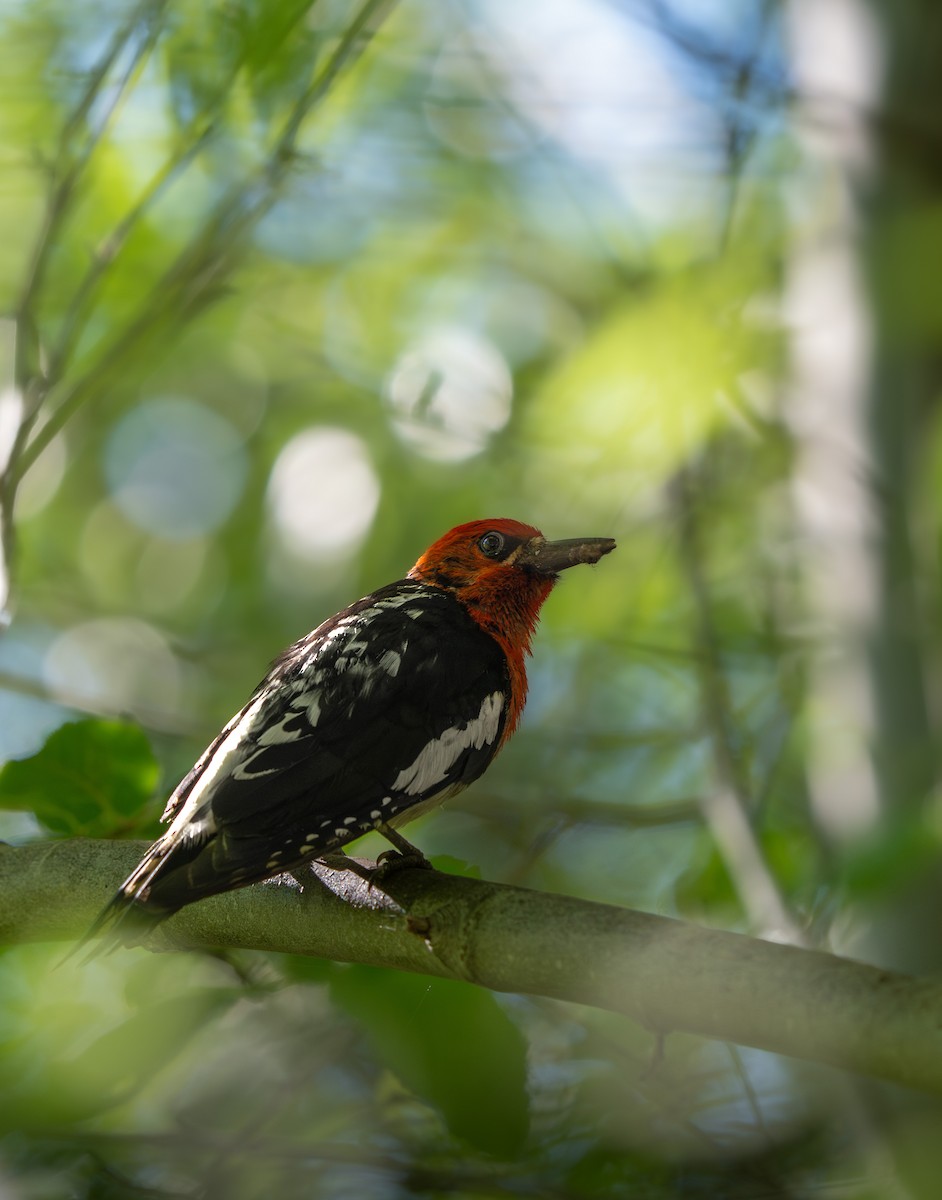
66 835 182 965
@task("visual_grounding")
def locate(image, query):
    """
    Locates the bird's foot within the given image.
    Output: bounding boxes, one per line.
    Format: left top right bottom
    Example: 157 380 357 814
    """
300 829 430 895
372 847 432 878
311 850 375 882
373 822 433 877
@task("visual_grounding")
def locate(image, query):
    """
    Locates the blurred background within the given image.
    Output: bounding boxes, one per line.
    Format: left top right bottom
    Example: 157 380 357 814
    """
1 0 941 1195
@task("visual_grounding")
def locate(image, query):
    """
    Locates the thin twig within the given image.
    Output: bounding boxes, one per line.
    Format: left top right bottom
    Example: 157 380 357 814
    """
12 0 399 486
673 461 803 942
1 1 170 613
47 0 319 381
47 126 216 382
14 0 166 373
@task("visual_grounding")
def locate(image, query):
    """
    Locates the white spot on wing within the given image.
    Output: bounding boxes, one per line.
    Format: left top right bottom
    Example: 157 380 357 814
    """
393 692 503 796
184 807 216 842
319 617 357 648
374 590 427 612
257 707 304 745
167 692 269 828
232 750 282 780
379 649 401 677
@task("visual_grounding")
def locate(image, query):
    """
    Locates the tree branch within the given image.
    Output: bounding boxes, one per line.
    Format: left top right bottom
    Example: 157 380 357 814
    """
3 838 942 1096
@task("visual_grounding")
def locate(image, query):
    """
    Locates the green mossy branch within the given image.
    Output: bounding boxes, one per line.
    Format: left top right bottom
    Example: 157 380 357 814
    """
3 837 942 1096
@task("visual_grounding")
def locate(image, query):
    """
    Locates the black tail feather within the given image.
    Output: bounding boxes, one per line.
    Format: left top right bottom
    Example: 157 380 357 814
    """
64 833 184 965
71 896 168 963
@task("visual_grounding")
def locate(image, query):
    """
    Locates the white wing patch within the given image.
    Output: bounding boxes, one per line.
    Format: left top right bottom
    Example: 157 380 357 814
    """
379 649 401 677
318 616 359 649
373 591 430 612
256 691 320 746
183 806 216 842
166 692 270 830
392 692 503 797
229 685 328 779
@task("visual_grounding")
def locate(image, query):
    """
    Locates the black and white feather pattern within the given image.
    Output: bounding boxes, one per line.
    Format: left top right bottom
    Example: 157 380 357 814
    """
98 579 510 935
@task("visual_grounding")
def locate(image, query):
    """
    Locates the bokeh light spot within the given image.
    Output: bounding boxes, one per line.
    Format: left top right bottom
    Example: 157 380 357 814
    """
135 536 214 616
104 397 247 539
385 327 512 462
44 618 181 715
267 428 380 560
0 387 22 475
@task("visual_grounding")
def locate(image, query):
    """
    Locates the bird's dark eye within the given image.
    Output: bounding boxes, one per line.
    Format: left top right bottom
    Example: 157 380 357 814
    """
478 531 506 559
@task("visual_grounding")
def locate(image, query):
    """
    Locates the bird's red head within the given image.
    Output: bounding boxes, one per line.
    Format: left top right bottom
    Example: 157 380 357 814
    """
410 519 616 733
410 518 541 589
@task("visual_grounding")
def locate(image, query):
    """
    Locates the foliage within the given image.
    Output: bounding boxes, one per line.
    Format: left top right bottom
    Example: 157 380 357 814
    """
326 966 529 1158
0 719 161 837
1 0 941 1197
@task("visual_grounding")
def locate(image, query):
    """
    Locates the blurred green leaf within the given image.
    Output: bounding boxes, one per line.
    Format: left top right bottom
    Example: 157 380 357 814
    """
428 855 482 879
842 815 942 900
0 719 160 837
278 952 336 985
61 988 236 1113
673 837 739 918
331 966 529 1157
0 986 238 1129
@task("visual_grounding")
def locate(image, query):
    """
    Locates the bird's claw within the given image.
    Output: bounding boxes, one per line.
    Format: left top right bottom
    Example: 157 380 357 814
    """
372 846 433 878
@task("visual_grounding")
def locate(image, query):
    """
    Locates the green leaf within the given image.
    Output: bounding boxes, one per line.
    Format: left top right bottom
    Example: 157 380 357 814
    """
674 837 738 917
0 719 161 838
0 987 238 1129
331 967 529 1158
60 989 237 1116
428 855 482 879
842 815 942 898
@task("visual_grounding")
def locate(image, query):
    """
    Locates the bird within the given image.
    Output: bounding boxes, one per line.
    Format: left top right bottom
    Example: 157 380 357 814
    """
82 518 616 952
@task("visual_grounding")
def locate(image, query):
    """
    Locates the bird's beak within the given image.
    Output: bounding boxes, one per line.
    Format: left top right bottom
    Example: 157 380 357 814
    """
515 534 616 575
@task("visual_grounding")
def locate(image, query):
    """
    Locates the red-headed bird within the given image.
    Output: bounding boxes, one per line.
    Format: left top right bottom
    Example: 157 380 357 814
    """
85 519 615 949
